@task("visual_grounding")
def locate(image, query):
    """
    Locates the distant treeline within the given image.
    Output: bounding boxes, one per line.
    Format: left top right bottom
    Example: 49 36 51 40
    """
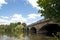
0 22 26 37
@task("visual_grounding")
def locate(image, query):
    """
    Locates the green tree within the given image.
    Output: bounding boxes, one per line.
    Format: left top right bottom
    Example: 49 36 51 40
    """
22 23 26 27
15 24 24 31
17 22 21 25
37 0 60 24
14 24 24 35
0 22 26 37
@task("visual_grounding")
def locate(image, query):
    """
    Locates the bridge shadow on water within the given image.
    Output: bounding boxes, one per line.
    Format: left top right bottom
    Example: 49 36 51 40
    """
27 24 60 37
38 24 60 37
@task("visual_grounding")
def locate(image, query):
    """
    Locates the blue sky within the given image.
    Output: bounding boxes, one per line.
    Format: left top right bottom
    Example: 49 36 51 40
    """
0 0 44 25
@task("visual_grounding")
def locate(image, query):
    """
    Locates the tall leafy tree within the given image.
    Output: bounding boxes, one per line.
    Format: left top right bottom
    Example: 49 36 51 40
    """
17 22 21 25
22 23 26 27
37 0 60 24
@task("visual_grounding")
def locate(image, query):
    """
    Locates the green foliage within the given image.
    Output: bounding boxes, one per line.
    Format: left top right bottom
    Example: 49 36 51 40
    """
17 22 21 25
37 0 60 24
15 24 24 31
22 23 26 27
0 22 26 37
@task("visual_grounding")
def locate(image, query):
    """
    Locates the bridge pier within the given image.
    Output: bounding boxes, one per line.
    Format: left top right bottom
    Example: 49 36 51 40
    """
36 29 39 34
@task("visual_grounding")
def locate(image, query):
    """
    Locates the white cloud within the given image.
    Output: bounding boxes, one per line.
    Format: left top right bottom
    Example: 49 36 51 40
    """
0 18 9 25
10 14 27 23
0 16 9 19
0 13 44 25
0 14 27 25
27 0 44 10
0 16 9 25
27 0 37 8
0 0 7 9
28 13 41 19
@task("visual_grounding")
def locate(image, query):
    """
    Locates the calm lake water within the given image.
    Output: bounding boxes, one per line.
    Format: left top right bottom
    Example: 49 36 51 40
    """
0 32 57 40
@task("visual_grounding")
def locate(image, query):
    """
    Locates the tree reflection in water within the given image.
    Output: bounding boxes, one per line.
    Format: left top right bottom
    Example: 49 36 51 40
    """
0 32 57 40
25 35 30 40
2 35 9 40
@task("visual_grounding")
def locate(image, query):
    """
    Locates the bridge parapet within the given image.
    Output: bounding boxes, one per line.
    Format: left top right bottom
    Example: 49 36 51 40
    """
26 19 54 30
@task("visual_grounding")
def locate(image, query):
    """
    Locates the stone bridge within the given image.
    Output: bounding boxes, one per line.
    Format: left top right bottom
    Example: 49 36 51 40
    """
25 19 60 35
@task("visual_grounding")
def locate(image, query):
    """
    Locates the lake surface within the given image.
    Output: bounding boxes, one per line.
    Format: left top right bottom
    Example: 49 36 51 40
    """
0 32 57 40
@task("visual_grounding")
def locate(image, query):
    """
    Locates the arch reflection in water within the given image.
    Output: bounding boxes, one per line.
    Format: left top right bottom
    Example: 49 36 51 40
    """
0 32 57 40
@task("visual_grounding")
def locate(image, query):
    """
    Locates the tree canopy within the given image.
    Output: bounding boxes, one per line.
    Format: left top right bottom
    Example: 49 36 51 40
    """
0 22 26 37
37 0 60 24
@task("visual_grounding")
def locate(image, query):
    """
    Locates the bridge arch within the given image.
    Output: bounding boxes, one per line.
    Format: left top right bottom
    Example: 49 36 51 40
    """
38 24 60 36
30 27 37 33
